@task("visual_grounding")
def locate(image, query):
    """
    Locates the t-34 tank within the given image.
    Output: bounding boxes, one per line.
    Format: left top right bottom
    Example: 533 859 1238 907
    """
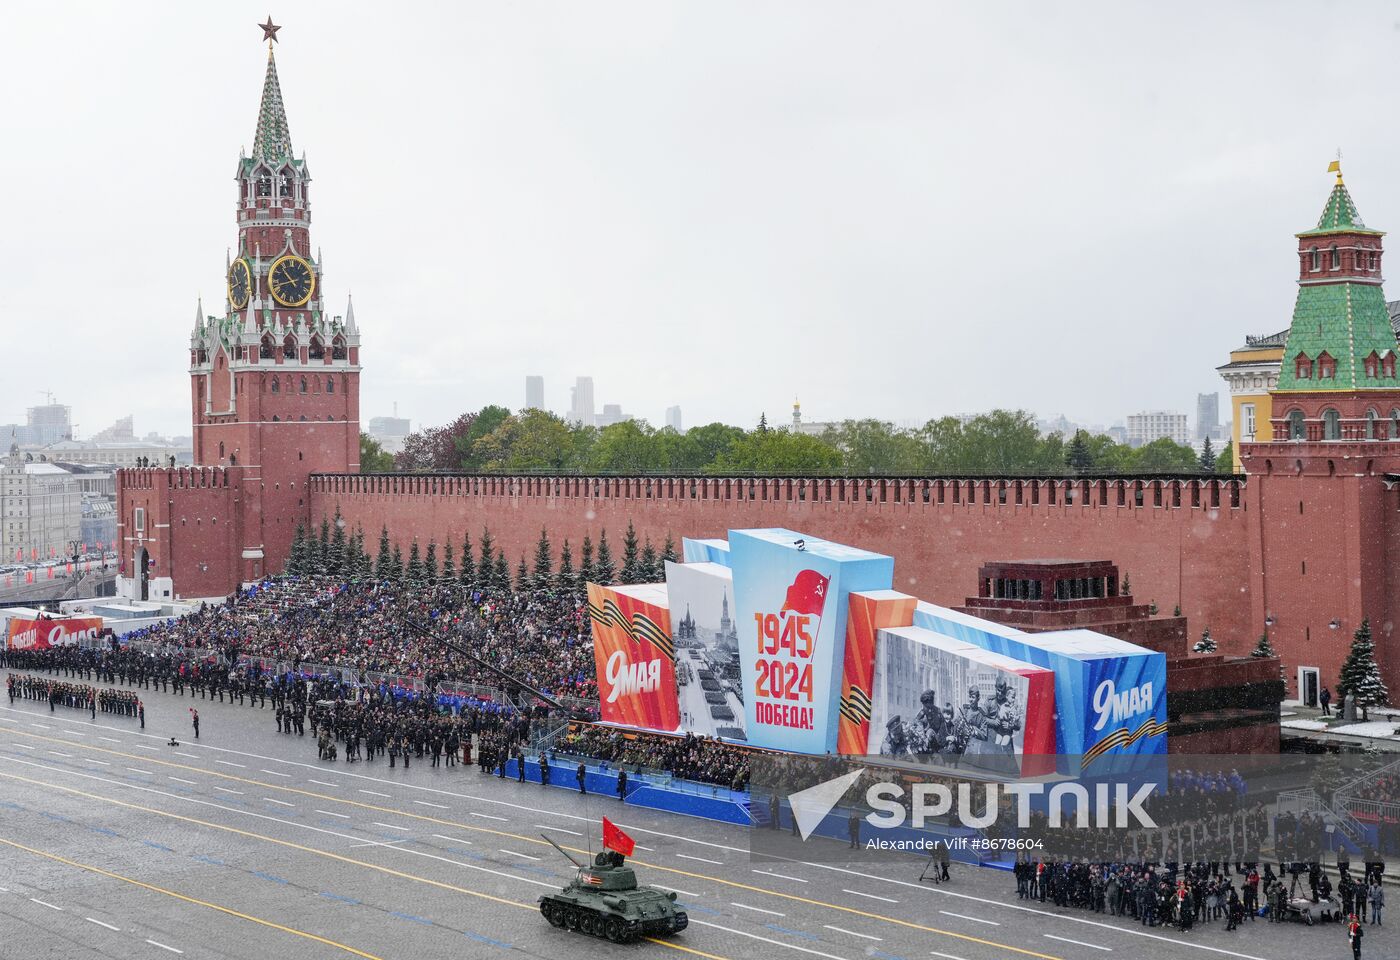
538 837 689 942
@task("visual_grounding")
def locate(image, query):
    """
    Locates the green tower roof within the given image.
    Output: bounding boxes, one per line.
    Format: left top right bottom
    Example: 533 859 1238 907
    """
1276 283 1397 390
251 48 293 162
1298 176 1381 237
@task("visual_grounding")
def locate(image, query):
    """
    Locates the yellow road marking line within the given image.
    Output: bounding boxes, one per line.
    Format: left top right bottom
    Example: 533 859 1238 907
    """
5 733 1062 960
0 835 384 959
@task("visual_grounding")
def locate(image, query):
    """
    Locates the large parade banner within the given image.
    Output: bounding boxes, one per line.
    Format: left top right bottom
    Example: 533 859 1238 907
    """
837 590 917 754
664 560 746 741
5 616 103 651
728 529 894 754
586 583 681 733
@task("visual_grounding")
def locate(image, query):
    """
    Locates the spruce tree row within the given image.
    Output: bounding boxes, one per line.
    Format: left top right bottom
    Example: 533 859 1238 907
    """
283 516 679 595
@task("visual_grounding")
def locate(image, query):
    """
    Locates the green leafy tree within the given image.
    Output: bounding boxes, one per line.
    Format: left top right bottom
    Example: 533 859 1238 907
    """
1337 618 1390 721
515 555 530 592
287 523 309 575
471 408 578 471
661 532 678 566
454 405 513 470
580 535 596 586
669 423 745 471
1198 437 1216 472
312 518 330 574
389 543 404 580
1066 430 1093 474
406 540 424 584
1250 633 1277 658
493 551 511 592
620 521 642 583
532 527 553 590
595 530 616 585
757 412 769 433
586 421 664 474
375 526 392 579
459 533 475 587
710 429 841 474
479 528 495 580
820 419 923 474
352 528 371 579
557 539 576 593
640 536 659 582
1216 440 1236 475
1130 437 1202 472
441 542 456 582
359 432 396 472
1192 628 1217 654
424 540 439 581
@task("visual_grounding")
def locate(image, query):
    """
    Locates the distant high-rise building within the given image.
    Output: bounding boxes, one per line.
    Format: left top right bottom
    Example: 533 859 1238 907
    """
525 375 544 411
569 377 595 427
1195 392 1220 440
26 401 72 446
1125 410 1190 447
597 403 629 427
665 405 683 431
368 415 411 455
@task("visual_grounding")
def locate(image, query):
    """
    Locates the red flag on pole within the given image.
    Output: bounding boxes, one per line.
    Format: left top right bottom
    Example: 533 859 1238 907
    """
602 817 635 857
779 569 831 616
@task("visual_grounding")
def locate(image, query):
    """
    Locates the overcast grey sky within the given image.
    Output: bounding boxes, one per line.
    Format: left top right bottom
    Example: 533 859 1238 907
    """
5 1 1400 439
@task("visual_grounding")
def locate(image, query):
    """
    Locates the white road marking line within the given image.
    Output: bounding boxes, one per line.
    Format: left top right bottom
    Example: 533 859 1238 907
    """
469 811 507 821
11 743 33 749
263 797 295 808
730 902 785 917
125 767 153 775
350 837 412 849
823 925 881 942
213 786 243 795
98 737 121 743
413 800 448 809
1045 934 1111 952
939 910 998 926
688 919 846 960
174 752 197 759
317 810 351 819
29 723 50 729
215 760 246 768
500 849 542 861
632 843 655 851
45 751 72 758
307 779 337 787
145 939 184 954
86 759 110 766
432 834 474 845
0 886 8 891
168 777 197 785
931 953 973 960
359 789 390 798
753 869 807 882
133 744 158 751
85 917 120 931
0 716 13 722
536 825 582 836
372 821 411 831
260 769 290 777
844 888 898 904
29 897 63 911
63 730 85 737
653 884 698 896
677 854 722 865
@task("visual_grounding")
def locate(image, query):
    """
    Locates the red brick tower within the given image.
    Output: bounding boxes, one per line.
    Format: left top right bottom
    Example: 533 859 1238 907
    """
119 26 360 598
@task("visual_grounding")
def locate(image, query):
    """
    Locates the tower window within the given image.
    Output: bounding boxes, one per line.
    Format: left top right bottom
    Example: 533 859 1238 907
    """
327 378 334 394
1310 249 1320 272
1322 409 1341 440
283 335 296 360
308 336 324 360
1331 245 1340 270
1288 410 1306 440
270 378 279 394
1294 353 1312 379
300 377 308 394
332 336 346 360
1365 351 1380 378
1385 354 1397 378
1367 408 1380 439
1391 409 1400 439
1318 351 1336 379
260 335 274 360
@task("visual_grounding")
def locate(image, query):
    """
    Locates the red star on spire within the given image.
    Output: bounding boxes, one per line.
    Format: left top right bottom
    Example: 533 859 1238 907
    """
259 16 281 44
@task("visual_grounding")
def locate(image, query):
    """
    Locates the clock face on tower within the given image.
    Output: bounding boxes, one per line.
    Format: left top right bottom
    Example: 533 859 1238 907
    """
268 254 316 307
227 258 251 310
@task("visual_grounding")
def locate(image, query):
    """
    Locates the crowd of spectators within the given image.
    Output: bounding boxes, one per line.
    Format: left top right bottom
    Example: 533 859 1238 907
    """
554 725 750 790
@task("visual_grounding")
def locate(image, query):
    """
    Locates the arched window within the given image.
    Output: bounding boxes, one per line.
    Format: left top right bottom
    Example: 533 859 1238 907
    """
1367 408 1380 439
260 335 274 360
332 336 346 360
218 441 225 459
1294 353 1312 380
1391 409 1400 439
1322 408 1341 440
270 378 279 394
1288 410 1306 440
1365 351 1380 379
283 334 297 360
1331 245 1340 269
1317 351 1336 379
1384 353 1396 378
308 336 324 360
1371 252 1379 270
1310 249 1321 272
272 415 280 422
326 378 334 394
300 377 308 394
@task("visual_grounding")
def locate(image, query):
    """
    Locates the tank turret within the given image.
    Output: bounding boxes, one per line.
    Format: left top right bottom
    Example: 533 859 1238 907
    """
538 838 688 942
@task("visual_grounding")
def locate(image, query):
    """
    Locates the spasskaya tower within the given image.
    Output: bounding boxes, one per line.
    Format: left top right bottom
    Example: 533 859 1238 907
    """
118 20 361 600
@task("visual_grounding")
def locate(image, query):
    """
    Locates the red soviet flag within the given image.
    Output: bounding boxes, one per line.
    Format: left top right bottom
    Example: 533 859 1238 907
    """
780 569 830 616
602 816 635 857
